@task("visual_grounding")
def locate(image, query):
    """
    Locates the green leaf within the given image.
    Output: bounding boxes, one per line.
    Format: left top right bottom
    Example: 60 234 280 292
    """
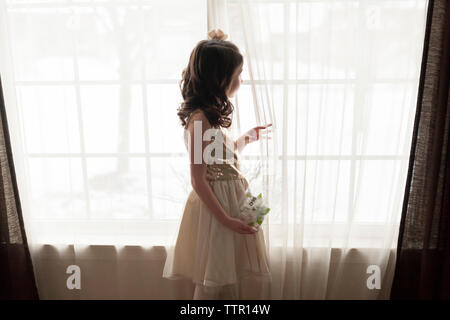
257 193 262 199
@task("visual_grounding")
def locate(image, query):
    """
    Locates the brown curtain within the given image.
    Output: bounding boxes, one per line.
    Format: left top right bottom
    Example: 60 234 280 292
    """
390 0 450 300
0 76 39 300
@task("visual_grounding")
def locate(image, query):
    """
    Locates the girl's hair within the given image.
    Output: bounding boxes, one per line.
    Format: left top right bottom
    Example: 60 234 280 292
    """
177 35 243 128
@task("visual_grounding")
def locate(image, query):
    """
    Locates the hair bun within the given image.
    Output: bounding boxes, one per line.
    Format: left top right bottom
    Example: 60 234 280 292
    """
207 28 228 41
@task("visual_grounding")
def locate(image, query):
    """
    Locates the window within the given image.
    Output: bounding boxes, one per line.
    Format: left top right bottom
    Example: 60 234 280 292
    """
1 0 428 247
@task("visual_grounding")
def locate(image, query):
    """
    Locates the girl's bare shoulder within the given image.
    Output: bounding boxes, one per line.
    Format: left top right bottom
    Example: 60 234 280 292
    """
185 109 212 131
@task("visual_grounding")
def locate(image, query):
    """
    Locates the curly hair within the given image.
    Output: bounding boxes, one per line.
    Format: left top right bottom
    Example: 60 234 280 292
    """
177 36 243 128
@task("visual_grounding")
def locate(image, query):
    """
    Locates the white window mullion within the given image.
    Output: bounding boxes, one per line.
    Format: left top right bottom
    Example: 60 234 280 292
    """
70 6 92 220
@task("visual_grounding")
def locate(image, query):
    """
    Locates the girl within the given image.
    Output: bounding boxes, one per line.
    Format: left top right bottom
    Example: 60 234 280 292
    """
162 29 272 300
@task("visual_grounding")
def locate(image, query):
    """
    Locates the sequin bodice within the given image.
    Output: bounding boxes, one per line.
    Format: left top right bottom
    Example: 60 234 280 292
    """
205 127 246 181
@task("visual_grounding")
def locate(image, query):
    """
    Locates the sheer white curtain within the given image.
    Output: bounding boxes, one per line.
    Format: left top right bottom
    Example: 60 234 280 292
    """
210 0 429 299
0 0 207 299
0 0 429 299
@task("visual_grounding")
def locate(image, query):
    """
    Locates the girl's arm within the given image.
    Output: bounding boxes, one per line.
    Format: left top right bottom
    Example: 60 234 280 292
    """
234 123 272 153
234 134 250 154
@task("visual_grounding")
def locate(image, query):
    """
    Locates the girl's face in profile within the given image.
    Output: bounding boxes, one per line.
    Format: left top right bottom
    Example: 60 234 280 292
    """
226 63 243 98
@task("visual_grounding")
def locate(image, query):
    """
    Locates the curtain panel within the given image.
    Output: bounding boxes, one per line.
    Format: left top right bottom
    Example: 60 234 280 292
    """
0 76 39 300
390 0 450 300
215 0 429 299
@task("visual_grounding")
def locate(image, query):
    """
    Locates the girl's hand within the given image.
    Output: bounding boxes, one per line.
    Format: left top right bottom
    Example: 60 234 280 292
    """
243 123 272 144
235 123 272 153
223 216 259 234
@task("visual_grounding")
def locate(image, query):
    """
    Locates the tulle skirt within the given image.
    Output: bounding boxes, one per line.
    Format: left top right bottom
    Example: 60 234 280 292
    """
162 178 272 299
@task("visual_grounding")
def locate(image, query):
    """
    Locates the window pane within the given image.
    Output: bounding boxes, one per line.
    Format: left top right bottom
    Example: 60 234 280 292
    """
18 86 80 153
81 84 146 153
28 157 86 219
147 84 186 153
143 0 207 80
86 157 148 219
150 157 190 220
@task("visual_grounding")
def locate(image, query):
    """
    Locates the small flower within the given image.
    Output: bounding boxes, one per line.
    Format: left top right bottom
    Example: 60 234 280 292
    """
239 191 270 227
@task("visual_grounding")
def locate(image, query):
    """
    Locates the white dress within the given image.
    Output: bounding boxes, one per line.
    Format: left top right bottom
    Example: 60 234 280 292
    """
162 110 272 299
